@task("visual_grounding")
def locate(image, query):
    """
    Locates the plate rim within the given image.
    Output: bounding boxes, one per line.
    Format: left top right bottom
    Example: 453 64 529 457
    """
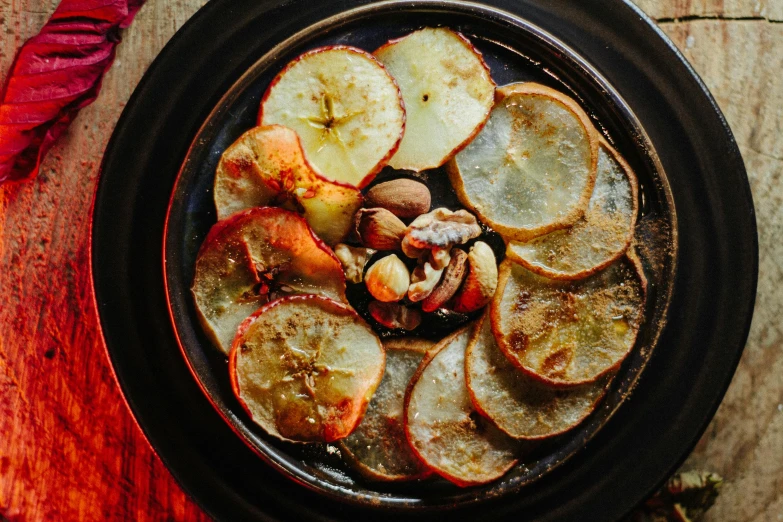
90 0 757 519
162 0 678 507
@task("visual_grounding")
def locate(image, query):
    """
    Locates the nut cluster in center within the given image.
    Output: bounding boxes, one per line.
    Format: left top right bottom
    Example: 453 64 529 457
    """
334 178 499 332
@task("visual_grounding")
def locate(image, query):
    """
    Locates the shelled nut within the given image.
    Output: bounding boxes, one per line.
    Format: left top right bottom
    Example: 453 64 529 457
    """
365 254 410 302
407 260 444 302
452 241 498 313
365 179 431 218
334 244 376 283
422 249 468 312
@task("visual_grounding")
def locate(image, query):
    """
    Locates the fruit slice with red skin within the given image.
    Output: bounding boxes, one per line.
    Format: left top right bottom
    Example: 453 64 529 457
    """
339 337 434 481
466 314 611 439
259 46 405 188
448 82 598 241
374 27 495 171
214 125 362 245
404 326 518 486
229 295 385 442
490 253 646 387
506 138 639 279
191 207 346 354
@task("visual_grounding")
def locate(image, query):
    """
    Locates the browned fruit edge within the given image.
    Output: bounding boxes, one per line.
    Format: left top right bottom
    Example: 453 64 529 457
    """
373 27 496 172
504 135 640 280
489 252 648 388
257 45 406 189
338 337 435 482
215 123 364 200
228 294 385 444
465 313 613 440
402 324 519 487
447 81 600 242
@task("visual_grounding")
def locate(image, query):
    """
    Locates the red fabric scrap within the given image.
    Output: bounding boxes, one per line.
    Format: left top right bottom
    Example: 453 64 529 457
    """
0 0 145 184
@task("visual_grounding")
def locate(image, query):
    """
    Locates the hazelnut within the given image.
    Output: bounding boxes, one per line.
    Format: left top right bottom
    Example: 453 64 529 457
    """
354 208 407 250
365 254 410 302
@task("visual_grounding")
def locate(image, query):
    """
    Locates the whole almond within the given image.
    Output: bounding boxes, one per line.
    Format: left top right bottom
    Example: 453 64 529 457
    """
355 208 407 250
365 179 431 218
422 248 468 312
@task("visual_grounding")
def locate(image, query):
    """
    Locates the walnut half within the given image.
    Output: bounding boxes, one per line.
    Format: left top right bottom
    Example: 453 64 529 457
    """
404 208 481 250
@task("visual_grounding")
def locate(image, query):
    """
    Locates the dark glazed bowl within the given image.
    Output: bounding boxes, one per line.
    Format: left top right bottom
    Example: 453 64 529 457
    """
92 0 756 520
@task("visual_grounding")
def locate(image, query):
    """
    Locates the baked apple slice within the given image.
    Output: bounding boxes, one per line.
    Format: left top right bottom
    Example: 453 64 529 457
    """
229 295 384 442
339 337 434 481
490 253 646 387
466 314 610 439
506 139 638 279
404 327 518 486
448 82 598 241
259 46 405 188
214 125 362 245
374 27 495 171
191 207 346 354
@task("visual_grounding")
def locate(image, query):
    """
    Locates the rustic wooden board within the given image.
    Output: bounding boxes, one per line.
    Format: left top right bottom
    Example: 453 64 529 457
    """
0 1 780 520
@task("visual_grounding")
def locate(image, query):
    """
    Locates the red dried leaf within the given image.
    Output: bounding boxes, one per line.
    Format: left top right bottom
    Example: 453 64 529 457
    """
0 0 146 184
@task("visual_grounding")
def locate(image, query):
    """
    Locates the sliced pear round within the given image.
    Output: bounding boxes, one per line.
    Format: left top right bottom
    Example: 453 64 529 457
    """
448 82 598 241
191 207 346 354
466 314 610 439
404 326 518 486
214 125 362 245
259 46 405 188
490 254 646 387
506 139 638 279
229 295 385 443
373 27 495 171
339 337 434 481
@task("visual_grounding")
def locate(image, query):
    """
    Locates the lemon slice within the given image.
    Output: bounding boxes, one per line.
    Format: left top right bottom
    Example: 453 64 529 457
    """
506 139 638 279
229 295 385 442
191 207 346 354
448 82 598 241
466 314 610 439
259 46 405 188
404 327 517 486
339 337 434 481
490 254 646 386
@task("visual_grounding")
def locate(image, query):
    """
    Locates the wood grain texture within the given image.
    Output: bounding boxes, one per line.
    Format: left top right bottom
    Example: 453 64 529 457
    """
653 18 783 522
0 0 780 521
0 1 210 521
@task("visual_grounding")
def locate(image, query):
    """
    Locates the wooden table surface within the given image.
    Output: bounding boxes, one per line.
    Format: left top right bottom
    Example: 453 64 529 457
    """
1 1 781 520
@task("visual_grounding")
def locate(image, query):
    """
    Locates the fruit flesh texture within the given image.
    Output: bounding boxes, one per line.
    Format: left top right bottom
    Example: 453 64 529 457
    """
405 327 517 486
466 315 609 439
374 27 495 171
214 125 362 245
507 141 637 278
231 296 384 442
491 256 645 386
451 84 596 241
191 208 346 354
260 47 405 188
340 338 433 481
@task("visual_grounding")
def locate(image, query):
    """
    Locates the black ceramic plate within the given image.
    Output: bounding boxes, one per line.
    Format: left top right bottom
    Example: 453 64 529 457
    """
91 0 757 520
